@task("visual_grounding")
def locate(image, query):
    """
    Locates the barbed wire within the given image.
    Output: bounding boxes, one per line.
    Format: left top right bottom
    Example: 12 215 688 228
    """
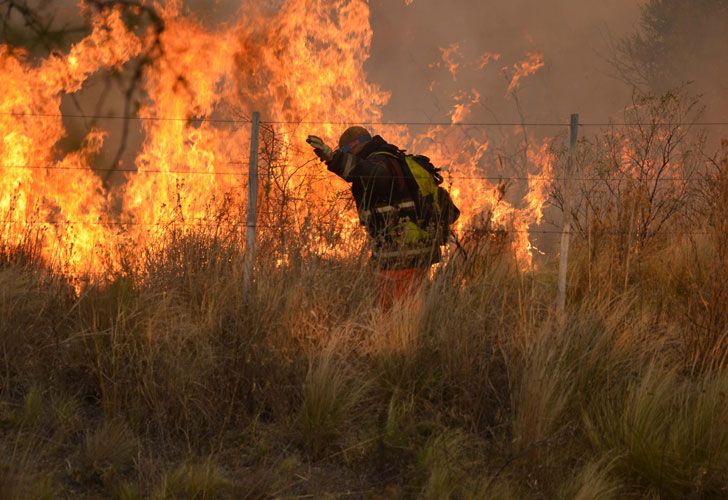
0 162 716 183
2 111 253 124
1 219 722 237
0 163 249 175
5 111 728 128
263 119 728 128
293 172 712 183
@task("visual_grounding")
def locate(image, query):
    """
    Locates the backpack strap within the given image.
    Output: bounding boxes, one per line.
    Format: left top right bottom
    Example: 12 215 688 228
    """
412 155 444 185
366 150 411 195
366 150 424 223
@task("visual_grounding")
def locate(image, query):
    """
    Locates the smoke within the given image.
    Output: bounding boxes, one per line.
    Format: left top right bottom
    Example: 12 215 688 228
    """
367 0 643 125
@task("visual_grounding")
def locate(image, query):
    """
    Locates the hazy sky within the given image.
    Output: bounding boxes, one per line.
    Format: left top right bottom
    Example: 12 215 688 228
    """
367 0 643 124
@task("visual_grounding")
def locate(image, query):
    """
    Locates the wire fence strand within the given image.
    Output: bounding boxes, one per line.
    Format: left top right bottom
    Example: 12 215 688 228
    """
0 163 717 183
1 219 723 237
5 111 728 128
263 120 728 128
2 111 253 124
0 163 250 175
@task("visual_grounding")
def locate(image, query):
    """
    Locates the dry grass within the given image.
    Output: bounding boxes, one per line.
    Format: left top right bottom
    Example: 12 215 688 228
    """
0 140 726 498
0 226 726 497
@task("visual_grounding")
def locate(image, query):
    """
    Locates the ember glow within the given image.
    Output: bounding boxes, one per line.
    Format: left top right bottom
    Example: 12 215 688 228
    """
1 0 553 277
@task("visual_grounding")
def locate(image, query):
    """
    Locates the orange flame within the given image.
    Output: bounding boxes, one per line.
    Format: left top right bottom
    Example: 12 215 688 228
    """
439 43 462 80
451 90 481 124
507 52 545 93
1 0 556 276
478 52 502 70
1 8 141 273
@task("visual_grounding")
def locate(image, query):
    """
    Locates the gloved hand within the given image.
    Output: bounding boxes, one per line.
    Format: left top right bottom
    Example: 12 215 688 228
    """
306 135 333 162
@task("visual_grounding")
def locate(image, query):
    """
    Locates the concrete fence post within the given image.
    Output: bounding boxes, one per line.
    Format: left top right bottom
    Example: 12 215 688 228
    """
557 113 579 318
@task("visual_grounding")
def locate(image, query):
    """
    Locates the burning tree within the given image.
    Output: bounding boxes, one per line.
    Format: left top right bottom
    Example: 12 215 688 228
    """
617 0 728 112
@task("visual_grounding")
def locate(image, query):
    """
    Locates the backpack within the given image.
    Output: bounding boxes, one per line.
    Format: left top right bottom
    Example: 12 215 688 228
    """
404 155 461 245
367 150 461 246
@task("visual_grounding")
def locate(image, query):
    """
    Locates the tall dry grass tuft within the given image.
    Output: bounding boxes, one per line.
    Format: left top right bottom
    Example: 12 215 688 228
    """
585 366 728 497
362 257 521 445
0 460 54 500
504 297 654 489
80 420 139 486
510 324 575 463
557 458 621 500
297 337 367 459
417 429 476 499
152 460 232 499
0 266 72 391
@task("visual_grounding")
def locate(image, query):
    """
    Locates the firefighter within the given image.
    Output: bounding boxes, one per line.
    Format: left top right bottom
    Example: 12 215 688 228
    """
307 126 448 307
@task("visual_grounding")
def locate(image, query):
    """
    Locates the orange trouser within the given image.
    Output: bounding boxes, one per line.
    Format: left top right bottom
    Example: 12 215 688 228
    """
377 267 428 309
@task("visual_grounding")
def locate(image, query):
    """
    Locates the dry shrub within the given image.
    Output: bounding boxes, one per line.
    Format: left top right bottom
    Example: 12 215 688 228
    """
0 267 71 389
566 89 704 297
639 234 728 372
677 141 728 371
632 138 728 370
72 232 310 442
